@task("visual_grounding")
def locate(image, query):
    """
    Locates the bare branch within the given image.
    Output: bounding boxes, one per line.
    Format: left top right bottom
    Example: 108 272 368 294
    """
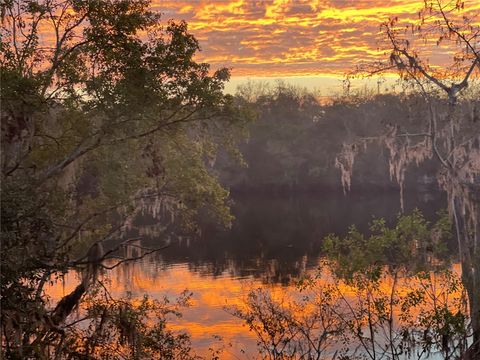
99 244 169 270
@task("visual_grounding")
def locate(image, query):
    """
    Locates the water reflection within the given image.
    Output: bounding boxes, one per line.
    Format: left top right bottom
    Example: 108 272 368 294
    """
129 191 446 284
48 191 449 358
48 261 268 358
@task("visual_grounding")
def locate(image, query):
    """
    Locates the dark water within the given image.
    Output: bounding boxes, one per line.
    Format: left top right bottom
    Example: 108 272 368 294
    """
51 190 448 358
137 190 446 284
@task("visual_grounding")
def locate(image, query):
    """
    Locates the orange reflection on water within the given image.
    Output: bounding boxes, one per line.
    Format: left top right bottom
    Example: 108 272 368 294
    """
46 259 269 358
46 258 466 359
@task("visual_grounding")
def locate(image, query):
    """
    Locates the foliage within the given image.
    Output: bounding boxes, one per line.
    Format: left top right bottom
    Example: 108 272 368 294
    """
0 0 251 357
334 1 480 354
222 83 469 193
230 271 470 360
227 287 349 360
321 210 470 359
323 209 453 280
26 288 200 359
230 211 470 360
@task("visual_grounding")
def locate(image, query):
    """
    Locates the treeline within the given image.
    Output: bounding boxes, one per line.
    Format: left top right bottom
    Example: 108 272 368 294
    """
217 83 478 193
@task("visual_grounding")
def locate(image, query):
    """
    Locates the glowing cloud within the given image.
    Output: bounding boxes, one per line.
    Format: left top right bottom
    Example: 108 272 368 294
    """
153 0 480 81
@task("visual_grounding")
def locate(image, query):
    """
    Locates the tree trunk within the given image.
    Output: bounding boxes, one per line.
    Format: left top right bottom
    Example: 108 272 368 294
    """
453 195 480 358
463 264 480 358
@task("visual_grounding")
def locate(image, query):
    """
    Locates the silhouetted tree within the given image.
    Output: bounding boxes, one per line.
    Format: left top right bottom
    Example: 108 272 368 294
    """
335 1 479 355
1 0 249 357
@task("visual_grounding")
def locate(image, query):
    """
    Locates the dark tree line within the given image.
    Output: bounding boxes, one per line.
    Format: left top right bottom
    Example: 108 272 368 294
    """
218 84 464 194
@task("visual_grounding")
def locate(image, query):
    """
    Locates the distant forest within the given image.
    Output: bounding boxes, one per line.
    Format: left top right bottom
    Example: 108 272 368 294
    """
217 83 479 193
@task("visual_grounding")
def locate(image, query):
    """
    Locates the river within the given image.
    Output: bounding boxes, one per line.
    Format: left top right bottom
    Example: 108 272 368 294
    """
48 190 448 358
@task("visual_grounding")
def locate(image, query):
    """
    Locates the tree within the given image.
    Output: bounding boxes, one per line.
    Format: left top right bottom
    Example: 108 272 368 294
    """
231 212 467 360
0 0 250 357
335 0 480 355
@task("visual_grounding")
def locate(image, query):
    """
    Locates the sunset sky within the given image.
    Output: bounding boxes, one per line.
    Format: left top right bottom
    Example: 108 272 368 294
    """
152 0 480 93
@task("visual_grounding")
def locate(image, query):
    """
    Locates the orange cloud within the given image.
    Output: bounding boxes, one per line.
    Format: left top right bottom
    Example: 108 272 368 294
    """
153 0 480 80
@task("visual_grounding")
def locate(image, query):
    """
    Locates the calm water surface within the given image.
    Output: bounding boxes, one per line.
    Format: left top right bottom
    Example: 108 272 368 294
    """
49 191 447 358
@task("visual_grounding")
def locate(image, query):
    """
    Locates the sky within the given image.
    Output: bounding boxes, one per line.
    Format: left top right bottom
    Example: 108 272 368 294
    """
152 0 480 94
